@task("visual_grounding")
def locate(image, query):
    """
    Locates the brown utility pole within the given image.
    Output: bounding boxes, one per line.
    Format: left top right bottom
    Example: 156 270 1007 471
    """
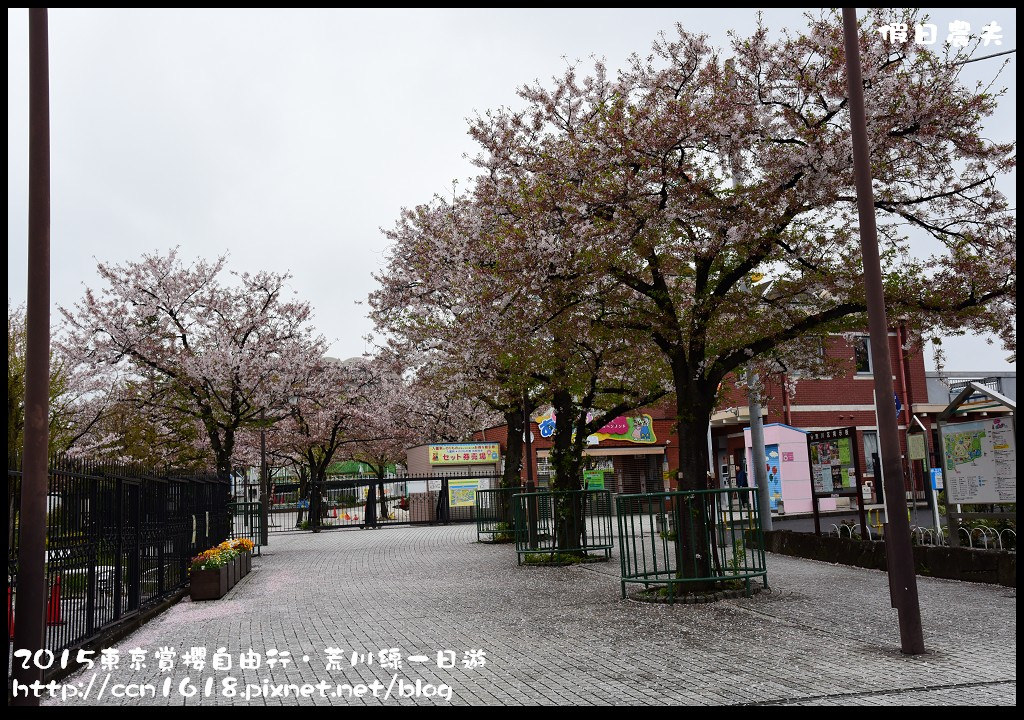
12 7 51 705
842 7 925 654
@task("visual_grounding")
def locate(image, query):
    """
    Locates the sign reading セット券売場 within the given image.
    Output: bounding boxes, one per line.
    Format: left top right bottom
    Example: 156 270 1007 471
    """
428 443 500 466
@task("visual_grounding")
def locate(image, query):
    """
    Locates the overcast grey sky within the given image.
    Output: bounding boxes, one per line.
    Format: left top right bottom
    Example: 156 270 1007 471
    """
7 8 1017 372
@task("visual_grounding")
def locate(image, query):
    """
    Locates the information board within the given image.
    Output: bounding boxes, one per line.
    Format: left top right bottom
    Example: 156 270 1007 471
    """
941 417 1016 504
448 478 481 507
806 426 861 497
908 433 927 461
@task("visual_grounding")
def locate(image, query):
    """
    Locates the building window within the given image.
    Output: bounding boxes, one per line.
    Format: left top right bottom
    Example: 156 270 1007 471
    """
863 431 879 475
854 336 872 374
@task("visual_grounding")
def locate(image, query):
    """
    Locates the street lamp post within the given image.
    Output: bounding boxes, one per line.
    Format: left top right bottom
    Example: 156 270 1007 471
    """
260 408 269 547
725 56 772 529
842 7 925 655
12 8 51 706
746 375 773 531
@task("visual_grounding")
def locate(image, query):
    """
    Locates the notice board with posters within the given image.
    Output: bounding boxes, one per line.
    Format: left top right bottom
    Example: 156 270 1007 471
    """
807 426 862 496
805 426 867 536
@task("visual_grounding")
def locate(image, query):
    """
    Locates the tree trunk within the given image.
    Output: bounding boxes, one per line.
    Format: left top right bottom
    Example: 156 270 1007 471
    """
502 405 524 489
378 479 388 521
672 369 719 588
548 389 584 492
296 466 309 527
215 452 232 485
364 483 377 528
548 389 589 554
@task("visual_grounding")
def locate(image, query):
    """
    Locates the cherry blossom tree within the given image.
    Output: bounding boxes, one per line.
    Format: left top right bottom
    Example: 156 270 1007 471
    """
468 7 1015 496
371 190 670 502
370 195 539 488
261 356 377 526
68 382 213 469
60 249 327 481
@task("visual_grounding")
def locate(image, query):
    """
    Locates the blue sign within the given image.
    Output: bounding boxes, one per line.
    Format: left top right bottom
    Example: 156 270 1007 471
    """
930 467 943 491
298 499 309 509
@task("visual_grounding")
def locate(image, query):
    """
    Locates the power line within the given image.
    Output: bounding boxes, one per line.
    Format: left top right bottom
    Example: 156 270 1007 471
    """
954 48 1016 65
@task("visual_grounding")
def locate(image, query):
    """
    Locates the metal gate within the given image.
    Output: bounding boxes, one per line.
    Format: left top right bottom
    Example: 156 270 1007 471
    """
314 474 502 531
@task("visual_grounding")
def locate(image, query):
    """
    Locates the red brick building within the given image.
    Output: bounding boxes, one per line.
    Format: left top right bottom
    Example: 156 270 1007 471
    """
471 325 998 506
711 324 930 502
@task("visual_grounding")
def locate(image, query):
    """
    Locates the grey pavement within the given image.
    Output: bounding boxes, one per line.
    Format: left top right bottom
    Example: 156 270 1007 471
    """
37 523 1015 706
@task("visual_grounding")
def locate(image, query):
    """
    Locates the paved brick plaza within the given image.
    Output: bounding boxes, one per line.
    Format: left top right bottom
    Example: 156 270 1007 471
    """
42 524 1015 706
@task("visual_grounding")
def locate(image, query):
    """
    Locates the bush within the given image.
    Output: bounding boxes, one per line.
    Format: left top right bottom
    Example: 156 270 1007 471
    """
522 552 599 565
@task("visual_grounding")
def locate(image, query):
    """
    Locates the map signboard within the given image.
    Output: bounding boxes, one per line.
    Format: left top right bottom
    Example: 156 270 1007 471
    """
448 479 481 507
941 417 1016 504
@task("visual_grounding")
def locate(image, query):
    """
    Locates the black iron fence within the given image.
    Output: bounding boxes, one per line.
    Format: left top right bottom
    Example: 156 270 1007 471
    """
228 501 263 553
7 457 230 674
252 474 505 533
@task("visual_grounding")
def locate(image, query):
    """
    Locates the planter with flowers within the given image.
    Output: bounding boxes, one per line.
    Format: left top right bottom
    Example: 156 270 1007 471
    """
217 542 240 588
188 539 256 601
229 538 254 575
189 549 229 601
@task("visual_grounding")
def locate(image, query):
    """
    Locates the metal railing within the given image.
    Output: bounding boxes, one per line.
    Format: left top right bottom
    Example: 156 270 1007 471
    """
7 457 229 676
616 488 768 602
512 489 614 564
829 523 875 540
830 521 1017 551
475 486 523 542
908 523 1016 551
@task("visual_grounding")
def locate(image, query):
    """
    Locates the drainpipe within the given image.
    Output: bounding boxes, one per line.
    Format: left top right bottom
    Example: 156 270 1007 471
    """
781 372 793 426
895 323 911 426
